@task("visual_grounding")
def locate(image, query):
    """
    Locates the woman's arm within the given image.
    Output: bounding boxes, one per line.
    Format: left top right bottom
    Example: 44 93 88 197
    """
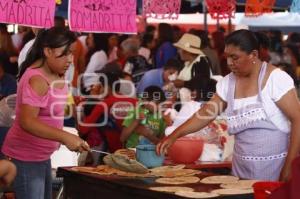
276 88 300 181
156 94 226 155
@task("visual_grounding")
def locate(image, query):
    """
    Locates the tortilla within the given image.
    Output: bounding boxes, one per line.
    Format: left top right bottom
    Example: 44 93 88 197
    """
151 168 201 178
211 188 253 195
175 191 220 198
149 164 186 172
156 176 200 185
94 165 119 175
200 175 239 184
71 166 95 173
149 186 194 193
220 180 258 189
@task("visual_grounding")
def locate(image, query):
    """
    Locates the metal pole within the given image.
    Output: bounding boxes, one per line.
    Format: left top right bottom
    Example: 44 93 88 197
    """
202 0 208 31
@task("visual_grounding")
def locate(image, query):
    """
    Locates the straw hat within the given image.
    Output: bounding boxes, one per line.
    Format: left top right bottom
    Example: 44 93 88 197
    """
174 33 204 55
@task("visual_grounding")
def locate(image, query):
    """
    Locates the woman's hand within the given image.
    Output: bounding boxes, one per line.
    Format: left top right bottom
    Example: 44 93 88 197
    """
62 133 90 152
156 134 177 156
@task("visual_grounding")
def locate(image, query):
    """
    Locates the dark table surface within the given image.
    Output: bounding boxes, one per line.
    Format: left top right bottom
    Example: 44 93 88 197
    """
57 167 253 199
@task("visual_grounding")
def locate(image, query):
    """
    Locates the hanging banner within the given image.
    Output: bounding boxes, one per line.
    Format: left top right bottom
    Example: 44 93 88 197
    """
0 0 55 28
206 0 236 19
143 0 181 20
291 0 300 13
69 0 137 34
245 0 276 17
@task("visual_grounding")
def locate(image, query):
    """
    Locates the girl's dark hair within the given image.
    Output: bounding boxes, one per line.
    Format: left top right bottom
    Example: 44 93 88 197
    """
225 29 259 54
86 33 110 65
18 27 77 80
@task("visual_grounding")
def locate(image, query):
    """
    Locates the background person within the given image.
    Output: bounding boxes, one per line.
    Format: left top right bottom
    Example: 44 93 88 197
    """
121 86 166 148
136 58 182 96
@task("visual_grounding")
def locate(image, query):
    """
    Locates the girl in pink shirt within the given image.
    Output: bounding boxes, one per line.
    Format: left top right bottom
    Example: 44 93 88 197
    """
2 27 90 199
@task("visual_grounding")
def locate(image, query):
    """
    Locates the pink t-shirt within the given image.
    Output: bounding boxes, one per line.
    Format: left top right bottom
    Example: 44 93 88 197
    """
2 68 68 161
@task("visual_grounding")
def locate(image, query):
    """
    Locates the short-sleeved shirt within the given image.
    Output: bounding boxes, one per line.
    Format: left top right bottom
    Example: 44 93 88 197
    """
122 107 166 148
216 68 294 109
136 69 164 95
2 67 68 161
216 68 294 132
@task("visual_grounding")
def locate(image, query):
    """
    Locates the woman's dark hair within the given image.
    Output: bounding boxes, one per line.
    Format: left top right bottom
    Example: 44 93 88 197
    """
86 33 110 65
157 23 174 47
142 86 166 103
18 27 77 80
225 29 259 54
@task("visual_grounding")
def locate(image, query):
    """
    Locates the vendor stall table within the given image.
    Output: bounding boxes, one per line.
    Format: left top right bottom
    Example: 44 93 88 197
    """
57 167 253 199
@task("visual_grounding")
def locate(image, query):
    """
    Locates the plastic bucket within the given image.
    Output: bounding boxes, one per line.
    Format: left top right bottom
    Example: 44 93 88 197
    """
253 181 284 199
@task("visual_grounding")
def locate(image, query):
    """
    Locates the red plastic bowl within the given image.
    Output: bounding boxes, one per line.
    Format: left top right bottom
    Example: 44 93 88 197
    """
168 137 204 164
252 181 284 199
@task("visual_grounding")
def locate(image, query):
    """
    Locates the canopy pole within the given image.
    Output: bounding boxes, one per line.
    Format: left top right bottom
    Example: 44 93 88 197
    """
202 0 208 32
216 17 220 31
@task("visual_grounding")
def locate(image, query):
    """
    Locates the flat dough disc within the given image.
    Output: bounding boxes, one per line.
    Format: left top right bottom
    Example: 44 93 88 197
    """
149 186 194 193
201 175 239 184
220 180 258 189
175 191 220 198
211 188 253 195
156 176 200 185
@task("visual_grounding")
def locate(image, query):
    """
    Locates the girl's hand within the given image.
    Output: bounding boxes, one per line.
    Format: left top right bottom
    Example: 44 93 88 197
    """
62 133 90 152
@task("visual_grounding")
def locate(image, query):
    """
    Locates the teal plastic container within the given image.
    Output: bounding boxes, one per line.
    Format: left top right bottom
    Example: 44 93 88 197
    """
136 144 164 168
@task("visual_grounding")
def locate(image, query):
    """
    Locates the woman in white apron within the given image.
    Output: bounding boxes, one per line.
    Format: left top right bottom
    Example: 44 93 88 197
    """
156 29 300 181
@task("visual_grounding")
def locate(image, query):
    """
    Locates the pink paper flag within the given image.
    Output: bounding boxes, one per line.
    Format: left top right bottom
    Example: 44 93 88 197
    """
143 0 181 20
0 0 55 28
69 0 137 34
